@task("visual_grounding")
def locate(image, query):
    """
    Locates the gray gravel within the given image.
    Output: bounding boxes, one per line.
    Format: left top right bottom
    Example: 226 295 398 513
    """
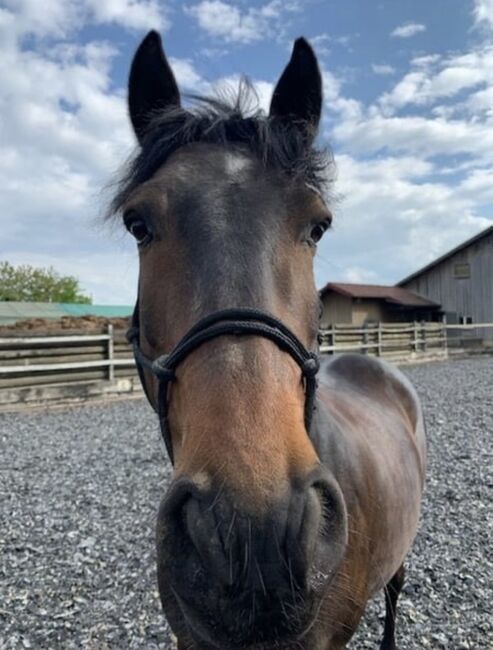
1 357 492 649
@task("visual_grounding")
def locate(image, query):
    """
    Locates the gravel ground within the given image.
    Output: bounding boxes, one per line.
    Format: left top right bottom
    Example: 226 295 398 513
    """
0 357 491 649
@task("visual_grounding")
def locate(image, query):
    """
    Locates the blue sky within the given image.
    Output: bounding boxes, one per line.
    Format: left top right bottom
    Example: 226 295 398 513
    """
1 0 492 303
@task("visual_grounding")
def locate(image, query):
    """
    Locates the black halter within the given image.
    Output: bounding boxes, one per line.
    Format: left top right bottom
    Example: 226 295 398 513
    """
127 307 320 465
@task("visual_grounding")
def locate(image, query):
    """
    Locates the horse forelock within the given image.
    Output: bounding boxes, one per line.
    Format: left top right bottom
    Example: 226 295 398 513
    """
108 79 335 219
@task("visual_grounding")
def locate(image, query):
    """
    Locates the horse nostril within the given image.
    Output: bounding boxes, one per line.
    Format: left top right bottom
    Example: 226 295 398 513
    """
183 497 211 564
303 472 348 590
158 477 207 561
313 480 341 536
160 480 238 589
161 478 195 523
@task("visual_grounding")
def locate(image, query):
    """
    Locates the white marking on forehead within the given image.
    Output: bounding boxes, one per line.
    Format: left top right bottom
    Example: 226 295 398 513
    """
223 152 253 177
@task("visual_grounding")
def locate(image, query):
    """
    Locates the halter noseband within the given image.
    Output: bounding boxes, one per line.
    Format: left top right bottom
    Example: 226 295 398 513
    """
127 307 320 465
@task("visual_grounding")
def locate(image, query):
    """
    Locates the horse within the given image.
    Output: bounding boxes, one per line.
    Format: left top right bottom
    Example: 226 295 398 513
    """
113 31 426 650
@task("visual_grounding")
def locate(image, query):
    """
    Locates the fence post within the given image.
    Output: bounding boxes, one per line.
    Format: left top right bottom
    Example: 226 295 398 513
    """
442 322 448 356
422 321 427 352
413 321 419 354
330 324 335 354
362 322 368 354
107 324 114 381
377 322 382 356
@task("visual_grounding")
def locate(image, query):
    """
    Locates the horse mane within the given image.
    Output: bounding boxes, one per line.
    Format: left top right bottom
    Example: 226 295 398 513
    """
109 79 334 217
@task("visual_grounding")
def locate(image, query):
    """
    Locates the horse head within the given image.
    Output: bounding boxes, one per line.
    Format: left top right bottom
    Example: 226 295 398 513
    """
115 31 347 649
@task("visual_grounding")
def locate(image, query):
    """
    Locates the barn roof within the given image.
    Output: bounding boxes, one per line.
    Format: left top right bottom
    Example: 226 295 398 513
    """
398 224 493 286
319 282 440 308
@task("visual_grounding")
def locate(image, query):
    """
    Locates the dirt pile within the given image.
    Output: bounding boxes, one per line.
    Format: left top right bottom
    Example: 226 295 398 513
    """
0 315 131 332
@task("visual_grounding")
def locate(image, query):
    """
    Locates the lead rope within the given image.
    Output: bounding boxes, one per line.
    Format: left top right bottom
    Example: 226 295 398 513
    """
127 307 320 466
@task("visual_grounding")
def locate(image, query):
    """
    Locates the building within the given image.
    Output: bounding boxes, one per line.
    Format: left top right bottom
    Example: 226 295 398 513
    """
398 225 493 340
319 282 441 327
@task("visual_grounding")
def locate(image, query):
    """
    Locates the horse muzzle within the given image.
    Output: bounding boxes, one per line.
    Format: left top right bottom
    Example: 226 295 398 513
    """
155 467 348 648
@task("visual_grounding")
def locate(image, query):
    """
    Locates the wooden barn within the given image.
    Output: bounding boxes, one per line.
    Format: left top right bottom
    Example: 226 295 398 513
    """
319 282 441 328
398 225 493 341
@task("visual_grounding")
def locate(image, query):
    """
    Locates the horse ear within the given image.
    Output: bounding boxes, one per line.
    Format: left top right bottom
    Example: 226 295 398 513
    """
269 38 322 139
128 31 181 143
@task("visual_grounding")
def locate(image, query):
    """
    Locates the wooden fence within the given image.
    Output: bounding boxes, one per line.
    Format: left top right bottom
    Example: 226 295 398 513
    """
318 321 448 361
1 322 491 407
0 326 136 389
0 326 138 407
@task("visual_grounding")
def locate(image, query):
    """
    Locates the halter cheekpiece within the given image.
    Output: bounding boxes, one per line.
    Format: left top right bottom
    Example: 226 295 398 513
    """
127 307 320 465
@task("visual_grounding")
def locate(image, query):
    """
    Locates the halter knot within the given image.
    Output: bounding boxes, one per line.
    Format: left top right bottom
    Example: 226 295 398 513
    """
151 357 175 382
302 354 320 378
126 326 139 344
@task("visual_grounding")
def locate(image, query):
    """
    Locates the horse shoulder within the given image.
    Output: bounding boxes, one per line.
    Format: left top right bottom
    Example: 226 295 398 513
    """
319 353 426 466
312 354 427 634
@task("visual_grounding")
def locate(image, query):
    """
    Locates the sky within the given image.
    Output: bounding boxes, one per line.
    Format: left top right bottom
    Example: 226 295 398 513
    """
1 0 493 305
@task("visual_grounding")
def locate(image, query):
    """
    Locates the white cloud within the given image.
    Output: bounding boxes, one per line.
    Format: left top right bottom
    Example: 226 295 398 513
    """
457 167 493 201
339 266 381 284
0 1 172 304
372 63 395 75
329 96 363 122
321 67 342 103
379 47 493 114
472 0 493 30
465 84 493 116
185 0 300 43
186 1 262 43
1 0 168 40
318 27 493 287
1 0 80 40
333 112 493 160
314 153 491 287
170 57 207 92
391 22 426 38
85 0 168 31
251 80 275 112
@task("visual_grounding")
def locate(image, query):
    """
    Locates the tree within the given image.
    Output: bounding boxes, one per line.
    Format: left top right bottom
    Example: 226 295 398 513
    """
0 261 92 303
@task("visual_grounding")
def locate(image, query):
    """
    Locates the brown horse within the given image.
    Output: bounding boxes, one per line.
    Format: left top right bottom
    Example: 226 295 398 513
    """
114 31 426 650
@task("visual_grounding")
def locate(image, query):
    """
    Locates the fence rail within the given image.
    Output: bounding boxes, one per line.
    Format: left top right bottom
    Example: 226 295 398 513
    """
444 323 493 330
0 358 135 374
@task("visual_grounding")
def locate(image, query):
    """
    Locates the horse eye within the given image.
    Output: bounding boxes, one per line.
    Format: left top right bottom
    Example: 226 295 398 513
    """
124 214 152 246
309 219 331 245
